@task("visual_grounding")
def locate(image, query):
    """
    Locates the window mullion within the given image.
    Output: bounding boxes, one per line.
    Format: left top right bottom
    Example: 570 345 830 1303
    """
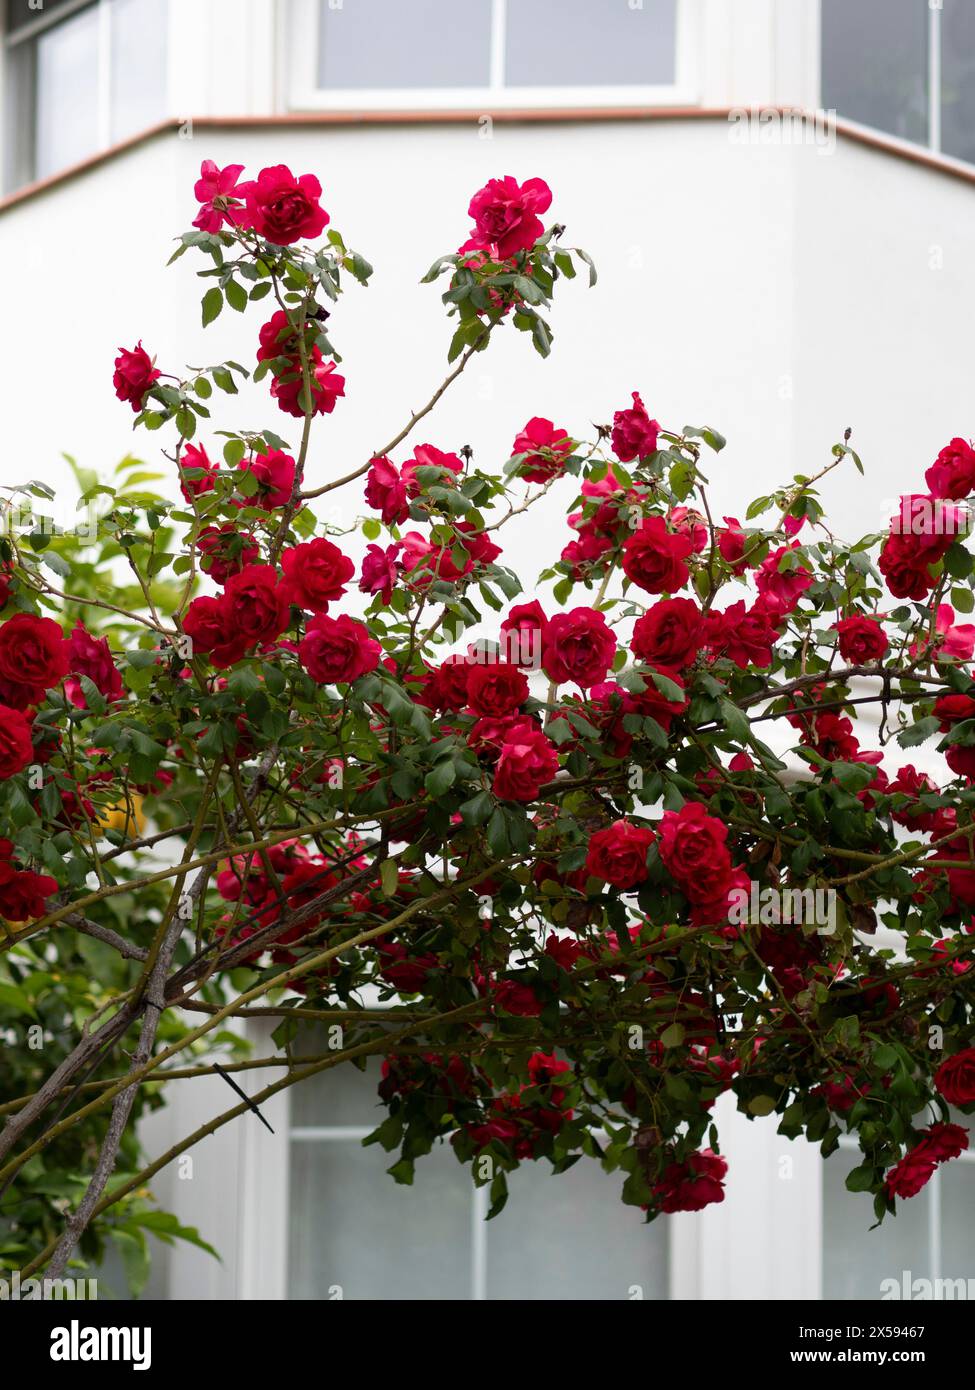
96 0 112 147
489 0 506 92
471 1181 488 1299
929 1166 942 1284
928 0 941 151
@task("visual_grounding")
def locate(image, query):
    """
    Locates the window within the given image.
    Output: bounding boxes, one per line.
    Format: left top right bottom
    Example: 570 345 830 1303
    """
820 0 975 163
3 0 169 192
286 1046 669 1300
823 1133 975 1299
289 0 697 112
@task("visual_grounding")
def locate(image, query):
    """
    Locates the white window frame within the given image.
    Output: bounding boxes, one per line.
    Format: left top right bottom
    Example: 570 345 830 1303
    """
1 0 173 191
816 0 952 158
287 0 702 113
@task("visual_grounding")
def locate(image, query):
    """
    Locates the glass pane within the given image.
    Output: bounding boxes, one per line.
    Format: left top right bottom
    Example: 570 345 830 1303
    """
822 1146 932 1300
821 0 928 145
290 1044 386 1129
34 3 100 180
505 0 676 87
938 1157 975 1288
941 0 975 165
110 0 169 143
316 0 492 90
486 1155 669 1299
288 1139 473 1298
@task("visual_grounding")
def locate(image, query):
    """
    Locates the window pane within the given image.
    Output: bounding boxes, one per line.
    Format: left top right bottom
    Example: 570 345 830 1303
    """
34 3 99 180
110 0 168 142
505 0 676 87
938 1156 975 1287
289 1140 473 1298
941 0 975 164
316 0 492 90
823 1146 932 1300
290 1045 386 1129
485 1154 669 1299
821 0 928 145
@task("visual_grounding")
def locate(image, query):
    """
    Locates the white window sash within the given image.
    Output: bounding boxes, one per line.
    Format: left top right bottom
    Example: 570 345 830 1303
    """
287 0 702 112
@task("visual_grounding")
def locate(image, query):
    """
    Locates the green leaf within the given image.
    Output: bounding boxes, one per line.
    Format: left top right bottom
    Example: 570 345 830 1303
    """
225 277 248 312
379 858 398 897
425 759 457 798
202 287 223 326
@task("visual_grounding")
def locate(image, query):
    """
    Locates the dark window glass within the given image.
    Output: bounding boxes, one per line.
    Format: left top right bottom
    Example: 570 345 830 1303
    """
505 0 676 87
941 0 975 163
317 0 492 90
6 0 82 34
821 0 928 145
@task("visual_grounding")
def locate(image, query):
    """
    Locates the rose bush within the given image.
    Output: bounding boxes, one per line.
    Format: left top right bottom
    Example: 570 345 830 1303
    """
1 157 975 1287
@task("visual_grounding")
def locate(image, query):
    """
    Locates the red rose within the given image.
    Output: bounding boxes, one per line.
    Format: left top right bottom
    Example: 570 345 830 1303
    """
270 348 345 418
197 525 260 585
886 1123 969 1199
401 443 465 496
420 655 472 711
0 704 33 779
934 1048 975 1105
467 175 552 258
754 543 813 615
493 722 559 801
377 941 438 994
0 862 58 920
178 442 217 502
454 521 501 568
281 538 355 612
183 596 244 668
238 449 296 510
223 565 291 650
0 613 71 708
879 505 954 600
299 613 381 684
466 1116 520 1149
365 456 409 525
622 516 693 595
658 802 733 904
500 600 548 668
242 164 329 245
585 819 655 889
193 159 247 233
926 437 975 500
542 607 616 689
917 1121 969 1163
493 978 544 1016
704 600 778 669
631 597 703 670
256 310 300 363
561 530 614 581
655 1149 727 1213
112 341 160 413
934 693 975 730
833 615 889 663
718 516 749 574
466 661 528 718
511 416 573 484
885 1148 936 1199
64 622 123 709
359 543 402 605
611 392 659 462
